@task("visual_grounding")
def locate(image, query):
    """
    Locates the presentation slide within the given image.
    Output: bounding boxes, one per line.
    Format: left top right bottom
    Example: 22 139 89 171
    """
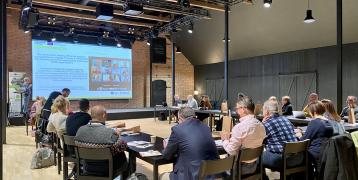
32 39 132 100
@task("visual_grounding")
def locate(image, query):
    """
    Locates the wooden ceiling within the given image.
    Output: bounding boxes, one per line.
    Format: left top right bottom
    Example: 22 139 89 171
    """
9 0 226 40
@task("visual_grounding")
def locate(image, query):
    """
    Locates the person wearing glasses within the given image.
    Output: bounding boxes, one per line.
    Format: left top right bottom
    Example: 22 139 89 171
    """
220 96 266 175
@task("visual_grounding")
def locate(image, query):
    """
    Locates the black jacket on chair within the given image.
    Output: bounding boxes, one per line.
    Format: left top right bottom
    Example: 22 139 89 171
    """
162 118 219 180
319 133 358 180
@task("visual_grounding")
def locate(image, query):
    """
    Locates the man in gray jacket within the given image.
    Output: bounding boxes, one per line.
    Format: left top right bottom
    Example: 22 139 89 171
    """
75 105 128 177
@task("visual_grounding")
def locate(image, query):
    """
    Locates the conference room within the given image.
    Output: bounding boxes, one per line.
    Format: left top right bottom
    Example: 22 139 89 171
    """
1 0 358 179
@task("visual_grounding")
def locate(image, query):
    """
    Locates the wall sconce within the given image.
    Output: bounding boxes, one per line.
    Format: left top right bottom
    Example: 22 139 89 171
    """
194 90 199 95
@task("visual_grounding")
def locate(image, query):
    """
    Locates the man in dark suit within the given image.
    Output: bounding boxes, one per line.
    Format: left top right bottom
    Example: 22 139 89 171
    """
162 107 219 180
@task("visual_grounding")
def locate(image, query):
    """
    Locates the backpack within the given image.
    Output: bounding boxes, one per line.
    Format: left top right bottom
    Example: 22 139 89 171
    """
30 147 55 169
124 173 148 180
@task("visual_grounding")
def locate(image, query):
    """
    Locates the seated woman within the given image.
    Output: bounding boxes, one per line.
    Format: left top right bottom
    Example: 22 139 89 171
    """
298 101 334 177
29 96 46 128
321 99 345 135
197 95 213 121
281 96 293 116
46 95 68 136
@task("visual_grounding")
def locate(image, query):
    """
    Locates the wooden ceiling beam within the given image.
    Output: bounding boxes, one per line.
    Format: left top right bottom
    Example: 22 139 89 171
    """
8 3 153 27
89 0 211 19
165 0 225 12
32 0 171 22
38 8 153 27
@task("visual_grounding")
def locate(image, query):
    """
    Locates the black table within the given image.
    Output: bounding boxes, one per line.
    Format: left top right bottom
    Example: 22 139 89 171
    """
297 123 358 133
153 106 223 131
288 117 311 126
121 132 225 180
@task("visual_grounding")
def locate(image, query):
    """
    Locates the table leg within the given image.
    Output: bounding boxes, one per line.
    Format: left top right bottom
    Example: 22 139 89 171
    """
154 107 156 121
153 163 159 180
128 151 137 175
169 110 172 124
210 114 213 132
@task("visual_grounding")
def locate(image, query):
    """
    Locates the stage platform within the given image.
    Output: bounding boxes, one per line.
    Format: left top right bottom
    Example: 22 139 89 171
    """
107 108 158 120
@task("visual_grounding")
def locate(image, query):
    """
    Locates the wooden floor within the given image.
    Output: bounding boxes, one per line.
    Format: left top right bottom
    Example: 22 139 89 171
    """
3 118 279 180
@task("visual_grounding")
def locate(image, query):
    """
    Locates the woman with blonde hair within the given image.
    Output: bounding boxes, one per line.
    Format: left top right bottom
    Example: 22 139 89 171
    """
46 95 68 136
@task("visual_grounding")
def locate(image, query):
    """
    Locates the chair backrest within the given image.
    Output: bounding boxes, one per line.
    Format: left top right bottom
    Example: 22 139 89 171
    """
283 139 310 154
62 135 76 157
238 146 263 162
222 116 233 133
198 156 235 180
236 146 264 180
76 147 113 180
63 135 76 146
282 139 310 178
221 102 229 114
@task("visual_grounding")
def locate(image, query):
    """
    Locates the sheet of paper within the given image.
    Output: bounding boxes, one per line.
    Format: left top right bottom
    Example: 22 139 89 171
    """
139 150 162 157
215 140 223 147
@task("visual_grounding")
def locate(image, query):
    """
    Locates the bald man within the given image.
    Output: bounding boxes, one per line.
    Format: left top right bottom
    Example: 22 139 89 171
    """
74 105 129 178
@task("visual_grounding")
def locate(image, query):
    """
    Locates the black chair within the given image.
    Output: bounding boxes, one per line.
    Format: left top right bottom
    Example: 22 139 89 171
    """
236 146 264 180
281 139 310 180
53 133 63 175
62 135 78 180
76 147 124 180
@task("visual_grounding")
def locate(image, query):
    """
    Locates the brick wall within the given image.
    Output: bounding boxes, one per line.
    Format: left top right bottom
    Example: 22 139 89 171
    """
6 9 194 110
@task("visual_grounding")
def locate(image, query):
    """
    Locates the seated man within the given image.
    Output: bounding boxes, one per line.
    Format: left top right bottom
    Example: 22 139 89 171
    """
66 99 91 136
220 96 266 175
340 96 358 120
187 95 198 109
302 93 319 118
74 105 128 178
262 100 303 172
162 107 219 180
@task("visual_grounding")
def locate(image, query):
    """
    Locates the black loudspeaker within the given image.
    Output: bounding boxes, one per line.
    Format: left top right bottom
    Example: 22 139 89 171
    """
150 37 167 64
96 4 114 21
151 80 167 107
28 12 39 28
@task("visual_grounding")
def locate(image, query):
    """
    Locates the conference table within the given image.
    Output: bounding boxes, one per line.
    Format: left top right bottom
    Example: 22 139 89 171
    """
153 106 223 131
288 117 358 133
121 132 225 180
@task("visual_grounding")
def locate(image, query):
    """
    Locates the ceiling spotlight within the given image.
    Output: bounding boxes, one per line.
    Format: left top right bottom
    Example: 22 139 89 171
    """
178 0 190 8
22 0 32 11
187 22 193 34
243 0 253 5
97 37 103 46
103 31 109 38
263 0 272 8
23 6 31 11
24 27 31 34
222 38 231 42
176 46 182 54
123 0 144 16
73 36 79 44
304 0 316 23
69 27 75 34
51 34 56 42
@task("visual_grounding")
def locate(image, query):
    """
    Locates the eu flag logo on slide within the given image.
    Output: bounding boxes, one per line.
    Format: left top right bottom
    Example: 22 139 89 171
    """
46 41 54 46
